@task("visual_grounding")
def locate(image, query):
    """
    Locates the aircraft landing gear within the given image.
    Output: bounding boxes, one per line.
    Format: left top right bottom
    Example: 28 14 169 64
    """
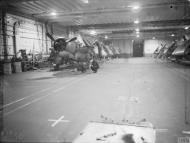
53 64 60 71
77 63 87 73
90 60 99 73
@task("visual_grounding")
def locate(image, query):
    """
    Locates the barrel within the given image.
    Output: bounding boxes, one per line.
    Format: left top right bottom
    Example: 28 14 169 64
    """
13 62 22 73
3 63 12 75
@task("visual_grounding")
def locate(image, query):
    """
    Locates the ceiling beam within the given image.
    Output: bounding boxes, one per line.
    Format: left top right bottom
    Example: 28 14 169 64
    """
7 6 47 24
107 36 177 40
105 32 184 40
98 28 189 39
63 19 190 30
111 28 183 34
0 0 39 6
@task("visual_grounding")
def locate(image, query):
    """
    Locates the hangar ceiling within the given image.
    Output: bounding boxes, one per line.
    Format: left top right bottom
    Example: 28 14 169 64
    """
1 0 190 39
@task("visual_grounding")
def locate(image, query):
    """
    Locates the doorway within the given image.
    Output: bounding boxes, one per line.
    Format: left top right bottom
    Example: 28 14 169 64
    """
133 40 144 57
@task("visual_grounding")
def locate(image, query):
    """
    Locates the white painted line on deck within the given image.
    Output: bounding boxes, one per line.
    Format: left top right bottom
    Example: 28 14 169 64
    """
3 75 89 116
48 116 70 127
2 89 49 109
1 77 77 110
4 93 51 116
182 131 190 134
164 64 190 82
156 129 169 132
52 76 88 93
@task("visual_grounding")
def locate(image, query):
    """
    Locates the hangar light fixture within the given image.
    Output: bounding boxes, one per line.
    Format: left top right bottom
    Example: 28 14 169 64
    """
90 30 97 35
82 0 88 3
134 20 139 24
136 31 140 34
132 5 140 10
135 28 140 32
171 34 175 37
50 12 57 16
152 37 156 40
185 26 189 30
105 35 108 39
128 5 140 11
136 35 140 38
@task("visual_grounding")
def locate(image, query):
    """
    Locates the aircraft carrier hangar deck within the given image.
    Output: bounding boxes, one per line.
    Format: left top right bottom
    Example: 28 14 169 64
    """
0 0 190 143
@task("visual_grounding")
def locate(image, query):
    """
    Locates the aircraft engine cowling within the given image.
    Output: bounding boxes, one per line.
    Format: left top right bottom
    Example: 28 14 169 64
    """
54 54 62 65
75 52 91 62
76 47 90 54
59 51 75 59
66 42 78 54
54 38 67 51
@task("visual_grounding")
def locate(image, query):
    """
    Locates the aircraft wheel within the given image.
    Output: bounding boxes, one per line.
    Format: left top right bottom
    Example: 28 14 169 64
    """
81 66 86 73
54 64 60 70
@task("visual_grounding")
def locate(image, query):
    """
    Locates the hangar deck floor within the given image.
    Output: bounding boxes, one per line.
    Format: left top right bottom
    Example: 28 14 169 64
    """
1 57 190 143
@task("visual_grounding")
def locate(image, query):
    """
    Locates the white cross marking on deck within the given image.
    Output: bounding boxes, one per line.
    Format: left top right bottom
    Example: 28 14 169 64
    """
48 116 70 127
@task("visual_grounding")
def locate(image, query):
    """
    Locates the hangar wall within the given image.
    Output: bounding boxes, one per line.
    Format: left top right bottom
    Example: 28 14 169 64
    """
112 39 173 57
5 14 50 58
144 39 173 57
0 13 69 60
112 39 133 57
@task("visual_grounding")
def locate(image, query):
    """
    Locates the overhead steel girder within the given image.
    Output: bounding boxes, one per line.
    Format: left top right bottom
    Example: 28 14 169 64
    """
111 28 183 34
0 0 39 7
107 36 177 40
7 7 47 24
98 28 187 39
64 19 190 30
101 29 187 39
106 32 184 39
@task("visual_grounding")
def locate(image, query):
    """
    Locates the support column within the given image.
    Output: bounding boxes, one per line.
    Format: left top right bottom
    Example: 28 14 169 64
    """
2 9 7 60
41 23 44 53
50 23 54 47
0 76 4 143
45 22 48 53
13 22 17 57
